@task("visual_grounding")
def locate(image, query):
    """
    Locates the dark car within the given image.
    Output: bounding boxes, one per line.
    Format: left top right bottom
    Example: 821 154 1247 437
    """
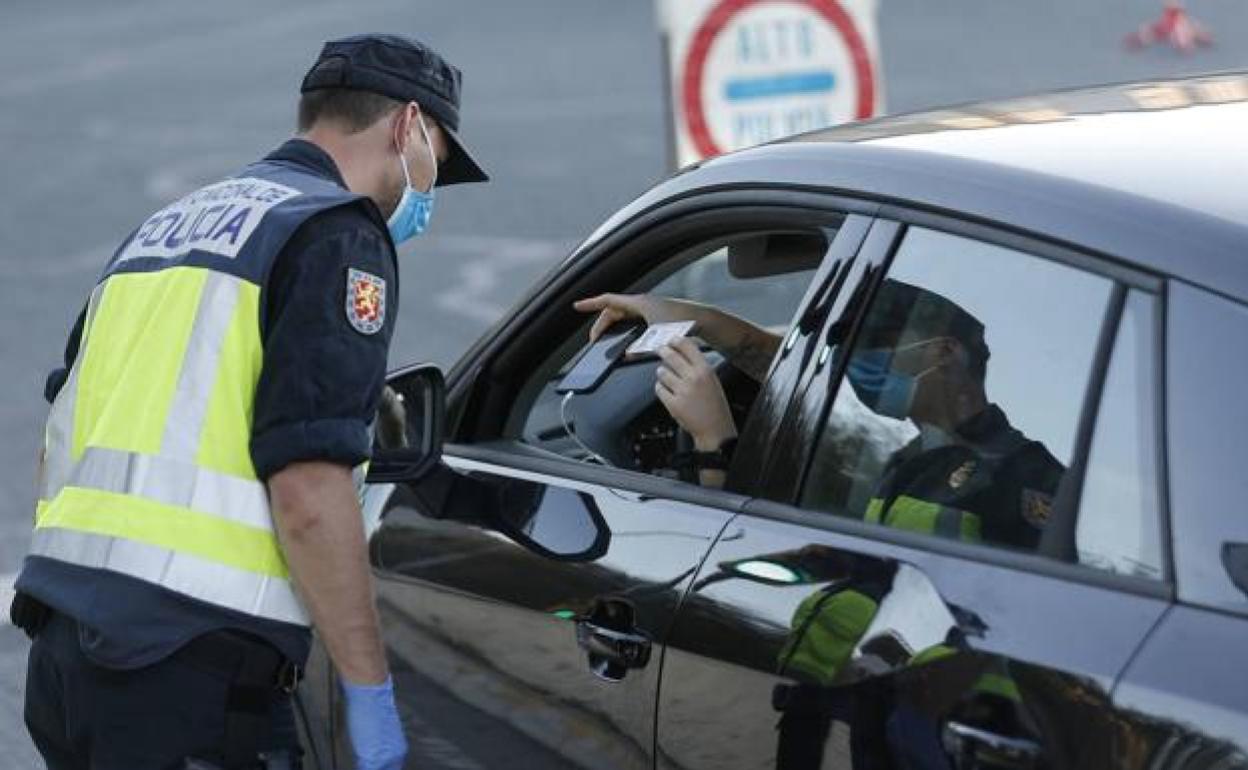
300 73 1248 769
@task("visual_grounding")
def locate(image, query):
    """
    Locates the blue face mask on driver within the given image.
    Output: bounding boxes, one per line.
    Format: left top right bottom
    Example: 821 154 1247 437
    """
846 339 949 421
387 116 437 245
846 349 918 420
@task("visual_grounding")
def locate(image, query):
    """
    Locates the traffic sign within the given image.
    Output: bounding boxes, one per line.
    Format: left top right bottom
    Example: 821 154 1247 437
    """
658 0 883 167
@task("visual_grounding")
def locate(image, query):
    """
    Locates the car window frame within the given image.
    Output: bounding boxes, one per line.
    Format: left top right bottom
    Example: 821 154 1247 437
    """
735 217 903 500
747 205 1174 599
727 213 880 496
439 188 880 509
1070 287 1168 581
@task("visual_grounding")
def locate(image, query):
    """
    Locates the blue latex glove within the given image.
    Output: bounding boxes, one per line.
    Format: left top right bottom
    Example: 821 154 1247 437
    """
341 676 408 770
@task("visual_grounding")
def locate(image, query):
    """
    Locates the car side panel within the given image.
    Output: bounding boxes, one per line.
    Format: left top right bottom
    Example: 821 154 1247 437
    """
656 512 1169 769
369 455 735 770
1112 605 1248 766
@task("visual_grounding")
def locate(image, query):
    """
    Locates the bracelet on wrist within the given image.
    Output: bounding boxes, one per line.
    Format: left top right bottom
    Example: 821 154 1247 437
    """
673 436 738 472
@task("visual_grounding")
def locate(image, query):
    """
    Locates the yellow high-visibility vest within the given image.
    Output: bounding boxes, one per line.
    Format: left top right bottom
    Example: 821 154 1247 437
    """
865 495 983 541
33 164 371 626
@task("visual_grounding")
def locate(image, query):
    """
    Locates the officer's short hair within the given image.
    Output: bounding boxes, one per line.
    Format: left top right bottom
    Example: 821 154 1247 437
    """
297 69 404 133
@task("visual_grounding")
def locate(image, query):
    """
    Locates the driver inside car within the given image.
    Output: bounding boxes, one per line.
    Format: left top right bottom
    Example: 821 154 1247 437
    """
575 280 1064 551
574 292 781 488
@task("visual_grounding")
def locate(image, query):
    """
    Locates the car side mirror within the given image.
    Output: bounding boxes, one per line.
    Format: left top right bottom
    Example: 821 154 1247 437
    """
367 363 445 483
1223 542 1248 598
403 466 611 563
495 484 611 562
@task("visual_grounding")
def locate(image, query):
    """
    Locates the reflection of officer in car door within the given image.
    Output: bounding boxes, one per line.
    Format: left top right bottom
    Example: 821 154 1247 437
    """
773 560 898 770
812 282 1061 768
840 280 1065 549
581 283 1062 767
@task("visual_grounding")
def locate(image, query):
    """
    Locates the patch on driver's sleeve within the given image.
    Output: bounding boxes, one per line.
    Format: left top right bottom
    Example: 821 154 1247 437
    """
346 267 386 335
1021 488 1054 529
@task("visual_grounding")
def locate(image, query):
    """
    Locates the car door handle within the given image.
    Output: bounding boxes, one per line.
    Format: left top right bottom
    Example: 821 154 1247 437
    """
575 620 652 682
942 721 1041 767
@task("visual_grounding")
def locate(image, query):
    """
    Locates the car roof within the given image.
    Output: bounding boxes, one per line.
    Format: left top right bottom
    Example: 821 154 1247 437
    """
586 73 1248 303
789 72 1248 231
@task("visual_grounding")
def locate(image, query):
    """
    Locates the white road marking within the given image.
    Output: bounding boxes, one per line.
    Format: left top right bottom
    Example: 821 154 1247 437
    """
421 235 575 324
0 572 17 626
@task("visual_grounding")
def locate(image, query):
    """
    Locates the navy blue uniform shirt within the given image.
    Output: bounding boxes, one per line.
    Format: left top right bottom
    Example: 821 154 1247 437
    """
24 139 397 668
871 404 1065 550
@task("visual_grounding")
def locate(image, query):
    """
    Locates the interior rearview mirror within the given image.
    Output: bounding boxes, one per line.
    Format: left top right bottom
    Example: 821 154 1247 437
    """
367 363 446 483
727 230 829 279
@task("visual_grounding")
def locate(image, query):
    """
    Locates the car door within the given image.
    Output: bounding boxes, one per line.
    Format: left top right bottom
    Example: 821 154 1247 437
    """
1109 282 1248 766
368 457 737 770
656 214 1174 769
332 194 876 769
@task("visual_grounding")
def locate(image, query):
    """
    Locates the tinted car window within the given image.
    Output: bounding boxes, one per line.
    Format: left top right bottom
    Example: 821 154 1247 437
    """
1076 290 1164 580
1167 283 1248 612
801 226 1112 556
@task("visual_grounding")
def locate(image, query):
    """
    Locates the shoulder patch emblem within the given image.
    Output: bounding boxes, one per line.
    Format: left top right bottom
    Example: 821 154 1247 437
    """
346 267 386 335
948 460 977 490
1021 488 1054 529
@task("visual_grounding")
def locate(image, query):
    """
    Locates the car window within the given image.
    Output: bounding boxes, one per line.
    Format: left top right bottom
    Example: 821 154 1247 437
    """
1076 290 1163 579
800 226 1116 559
506 228 831 482
650 248 814 330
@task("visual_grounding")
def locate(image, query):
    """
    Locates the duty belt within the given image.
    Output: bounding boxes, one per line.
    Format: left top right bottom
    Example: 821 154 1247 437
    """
175 629 302 693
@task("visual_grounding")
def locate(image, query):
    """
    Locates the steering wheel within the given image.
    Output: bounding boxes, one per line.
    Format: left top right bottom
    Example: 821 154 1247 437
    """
626 355 760 478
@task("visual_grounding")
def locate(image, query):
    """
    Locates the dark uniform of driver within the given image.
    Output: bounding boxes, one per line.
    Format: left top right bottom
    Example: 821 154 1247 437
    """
845 279 1065 550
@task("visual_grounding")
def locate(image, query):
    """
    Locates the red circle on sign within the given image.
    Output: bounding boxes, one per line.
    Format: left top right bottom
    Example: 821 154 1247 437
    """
681 0 876 159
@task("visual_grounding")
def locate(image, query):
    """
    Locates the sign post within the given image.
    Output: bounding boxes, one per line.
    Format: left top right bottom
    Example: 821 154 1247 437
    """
657 0 883 169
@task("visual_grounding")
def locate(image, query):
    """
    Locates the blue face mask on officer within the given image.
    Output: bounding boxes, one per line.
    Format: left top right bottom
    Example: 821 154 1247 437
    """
387 113 437 244
846 339 946 420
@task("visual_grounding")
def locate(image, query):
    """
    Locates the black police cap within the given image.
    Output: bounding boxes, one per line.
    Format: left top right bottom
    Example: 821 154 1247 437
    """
301 34 488 186
860 279 991 365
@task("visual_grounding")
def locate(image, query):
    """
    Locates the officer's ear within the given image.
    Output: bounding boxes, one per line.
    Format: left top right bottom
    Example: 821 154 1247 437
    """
391 101 420 153
933 337 963 365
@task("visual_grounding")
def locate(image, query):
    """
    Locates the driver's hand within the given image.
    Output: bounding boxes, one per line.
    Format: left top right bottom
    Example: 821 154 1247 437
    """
655 338 738 451
574 293 703 343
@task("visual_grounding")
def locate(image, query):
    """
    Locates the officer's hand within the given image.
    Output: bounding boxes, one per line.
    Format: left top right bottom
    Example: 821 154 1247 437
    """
341 676 408 770
573 293 703 343
655 338 737 451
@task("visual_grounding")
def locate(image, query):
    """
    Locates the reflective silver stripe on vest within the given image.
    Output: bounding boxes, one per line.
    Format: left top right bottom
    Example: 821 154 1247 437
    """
36 269 305 625
160 272 240 460
59 446 272 531
39 284 107 504
934 507 966 539
29 528 307 626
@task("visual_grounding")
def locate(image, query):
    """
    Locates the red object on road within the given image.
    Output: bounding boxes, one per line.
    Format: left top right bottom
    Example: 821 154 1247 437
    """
1125 0 1213 53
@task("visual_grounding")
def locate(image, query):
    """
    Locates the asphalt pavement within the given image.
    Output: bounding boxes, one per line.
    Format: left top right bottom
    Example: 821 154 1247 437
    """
2 0 1246 765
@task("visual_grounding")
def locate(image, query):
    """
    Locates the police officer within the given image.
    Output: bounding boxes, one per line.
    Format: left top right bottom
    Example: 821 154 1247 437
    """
841 280 1064 549
11 34 488 769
